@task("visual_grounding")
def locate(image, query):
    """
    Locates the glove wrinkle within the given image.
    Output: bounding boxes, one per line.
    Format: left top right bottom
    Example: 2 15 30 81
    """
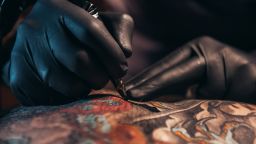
126 46 195 90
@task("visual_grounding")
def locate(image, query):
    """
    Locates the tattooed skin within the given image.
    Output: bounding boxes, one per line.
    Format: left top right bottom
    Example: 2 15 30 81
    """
131 100 256 144
0 91 256 144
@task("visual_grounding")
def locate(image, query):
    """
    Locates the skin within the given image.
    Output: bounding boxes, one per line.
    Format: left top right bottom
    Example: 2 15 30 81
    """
0 91 256 144
130 99 256 144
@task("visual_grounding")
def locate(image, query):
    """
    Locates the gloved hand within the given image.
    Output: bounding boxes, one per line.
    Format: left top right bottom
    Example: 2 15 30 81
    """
2 0 134 105
126 36 256 104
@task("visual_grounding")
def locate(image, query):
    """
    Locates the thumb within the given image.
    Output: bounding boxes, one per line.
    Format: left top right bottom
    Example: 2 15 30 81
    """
99 12 134 58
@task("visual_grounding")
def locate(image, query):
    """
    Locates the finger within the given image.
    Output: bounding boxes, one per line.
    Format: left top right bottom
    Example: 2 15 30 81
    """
126 44 196 90
42 25 109 89
99 12 134 58
125 36 219 98
126 57 205 100
57 0 128 79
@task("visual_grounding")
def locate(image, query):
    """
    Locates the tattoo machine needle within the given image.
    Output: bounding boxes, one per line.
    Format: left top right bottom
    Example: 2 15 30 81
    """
82 1 128 99
111 78 128 100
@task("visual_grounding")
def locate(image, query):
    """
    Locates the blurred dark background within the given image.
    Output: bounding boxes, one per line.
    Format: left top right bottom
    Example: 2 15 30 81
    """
92 0 256 77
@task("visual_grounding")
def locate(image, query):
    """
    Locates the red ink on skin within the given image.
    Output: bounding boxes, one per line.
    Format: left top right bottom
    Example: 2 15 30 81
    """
60 97 132 115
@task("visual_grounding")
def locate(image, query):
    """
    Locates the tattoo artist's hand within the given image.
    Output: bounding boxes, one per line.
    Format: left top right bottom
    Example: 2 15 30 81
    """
3 0 134 105
126 36 256 103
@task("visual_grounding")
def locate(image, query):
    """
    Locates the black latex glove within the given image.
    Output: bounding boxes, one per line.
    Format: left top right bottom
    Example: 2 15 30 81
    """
3 0 134 105
126 36 256 104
